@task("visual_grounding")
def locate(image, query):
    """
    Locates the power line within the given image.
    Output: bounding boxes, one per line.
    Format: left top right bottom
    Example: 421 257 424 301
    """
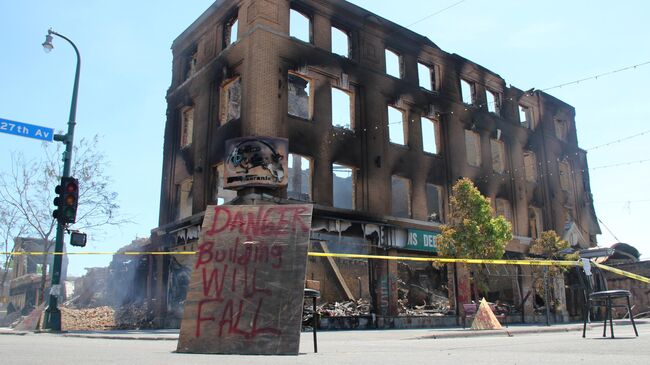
591 158 650 170
597 218 621 242
541 60 650 92
407 0 468 27
586 128 650 151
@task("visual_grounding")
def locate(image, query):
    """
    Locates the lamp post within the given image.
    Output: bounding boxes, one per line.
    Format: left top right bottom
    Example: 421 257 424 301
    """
41 28 81 331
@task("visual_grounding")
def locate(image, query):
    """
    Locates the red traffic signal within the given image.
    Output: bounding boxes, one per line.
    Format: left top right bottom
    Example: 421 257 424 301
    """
53 177 79 224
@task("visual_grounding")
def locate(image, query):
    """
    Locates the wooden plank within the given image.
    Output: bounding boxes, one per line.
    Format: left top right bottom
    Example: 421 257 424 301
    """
320 242 355 301
177 204 313 355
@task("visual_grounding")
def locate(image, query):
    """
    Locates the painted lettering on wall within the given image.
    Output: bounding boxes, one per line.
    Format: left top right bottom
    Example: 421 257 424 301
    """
177 204 313 355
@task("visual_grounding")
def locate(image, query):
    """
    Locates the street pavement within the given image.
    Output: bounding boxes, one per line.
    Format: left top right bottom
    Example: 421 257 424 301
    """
1 321 649 364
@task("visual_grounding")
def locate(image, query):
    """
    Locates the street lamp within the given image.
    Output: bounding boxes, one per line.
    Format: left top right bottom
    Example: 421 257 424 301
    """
41 28 81 331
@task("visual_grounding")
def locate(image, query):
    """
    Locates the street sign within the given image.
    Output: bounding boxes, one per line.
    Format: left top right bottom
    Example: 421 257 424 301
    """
0 117 54 142
406 229 439 253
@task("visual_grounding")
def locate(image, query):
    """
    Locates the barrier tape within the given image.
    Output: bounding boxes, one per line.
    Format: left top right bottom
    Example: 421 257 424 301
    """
2 251 648 283
593 262 650 284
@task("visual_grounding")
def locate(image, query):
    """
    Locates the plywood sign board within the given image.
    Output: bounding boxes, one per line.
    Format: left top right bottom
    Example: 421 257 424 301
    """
177 204 313 355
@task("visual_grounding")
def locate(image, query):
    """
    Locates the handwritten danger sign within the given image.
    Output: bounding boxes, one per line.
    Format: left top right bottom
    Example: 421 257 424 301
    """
177 204 313 355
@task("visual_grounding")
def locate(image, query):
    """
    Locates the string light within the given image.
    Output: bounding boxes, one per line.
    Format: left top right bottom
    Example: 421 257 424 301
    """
541 60 650 92
586 128 650 151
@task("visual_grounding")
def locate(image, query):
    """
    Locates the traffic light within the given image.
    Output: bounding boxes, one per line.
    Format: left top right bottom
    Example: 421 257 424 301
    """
69 231 87 247
52 177 79 224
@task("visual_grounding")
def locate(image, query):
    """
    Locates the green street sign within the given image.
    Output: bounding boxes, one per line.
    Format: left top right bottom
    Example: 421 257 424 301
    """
406 229 439 253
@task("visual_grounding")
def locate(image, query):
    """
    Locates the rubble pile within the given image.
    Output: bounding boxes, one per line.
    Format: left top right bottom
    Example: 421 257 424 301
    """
311 298 371 317
114 302 155 329
61 306 115 331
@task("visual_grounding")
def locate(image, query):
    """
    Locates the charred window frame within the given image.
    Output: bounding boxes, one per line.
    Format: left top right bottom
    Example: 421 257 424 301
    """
183 47 198 81
487 89 501 115
559 159 573 196
178 178 193 219
180 106 194 148
421 116 440 155
554 119 569 141
211 163 237 205
287 71 313 120
519 104 534 129
418 62 440 92
331 26 350 58
490 138 506 173
220 76 241 124
223 12 239 48
529 206 543 239
332 163 356 210
495 198 513 225
523 151 538 183
288 154 312 201
388 105 407 146
460 78 475 105
289 8 312 44
332 86 353 130
385 48 403 79
391 175 412 218
426 183 443 222
464 129 481 167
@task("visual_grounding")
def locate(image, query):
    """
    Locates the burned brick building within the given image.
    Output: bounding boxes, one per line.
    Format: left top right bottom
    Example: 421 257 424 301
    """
148 0 600 328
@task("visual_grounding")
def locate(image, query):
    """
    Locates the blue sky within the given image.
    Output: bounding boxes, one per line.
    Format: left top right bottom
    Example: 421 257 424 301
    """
1 0 649 276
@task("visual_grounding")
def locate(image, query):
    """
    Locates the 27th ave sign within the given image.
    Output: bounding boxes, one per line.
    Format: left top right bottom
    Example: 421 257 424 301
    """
0 117 54 142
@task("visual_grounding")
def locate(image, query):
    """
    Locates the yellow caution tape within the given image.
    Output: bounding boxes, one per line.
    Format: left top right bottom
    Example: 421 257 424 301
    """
593 262 650 284
306 252 579 267
3 250 648 284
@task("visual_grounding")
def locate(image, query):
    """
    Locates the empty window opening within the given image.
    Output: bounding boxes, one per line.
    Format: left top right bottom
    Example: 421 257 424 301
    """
332 87 352 129
529 207 543 239
178 178 193 219
418 63 433 91
490 139 506 173
388 106 406 145
185 50 198 80
495 198 513 225
288 72 311 119
331 26 349 57
180 106 194 148
460 79 474 105
385 49 402 78
212 164 237 205
464 129 481 167
225 15 239 47
290 9 311 43
519 105 533 128
288 154 312 201
220 77 241 123
523 151 537 183
426 183 442 222
333 163 355 209
421 117 440 154
487 90 500 115
391 175 412 218
555 119 568 141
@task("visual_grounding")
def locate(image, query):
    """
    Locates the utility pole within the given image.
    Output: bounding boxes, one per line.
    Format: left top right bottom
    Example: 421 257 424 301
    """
41 28 81 331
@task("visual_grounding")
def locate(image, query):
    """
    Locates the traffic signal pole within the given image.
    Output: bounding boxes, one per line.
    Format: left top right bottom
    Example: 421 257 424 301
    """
43 29 80 331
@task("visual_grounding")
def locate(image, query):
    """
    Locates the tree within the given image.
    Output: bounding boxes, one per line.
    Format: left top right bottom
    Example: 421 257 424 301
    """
436 178 512 302
0 135 126 306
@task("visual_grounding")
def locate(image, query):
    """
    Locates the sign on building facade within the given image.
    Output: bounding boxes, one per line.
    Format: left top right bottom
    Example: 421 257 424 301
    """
224 137 288 189
406 229 439 253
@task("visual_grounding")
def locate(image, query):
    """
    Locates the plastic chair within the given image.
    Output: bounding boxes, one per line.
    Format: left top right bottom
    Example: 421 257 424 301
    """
579 259 638 338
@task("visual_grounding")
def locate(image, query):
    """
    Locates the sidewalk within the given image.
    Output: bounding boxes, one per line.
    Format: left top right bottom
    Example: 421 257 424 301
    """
1 320 645 340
